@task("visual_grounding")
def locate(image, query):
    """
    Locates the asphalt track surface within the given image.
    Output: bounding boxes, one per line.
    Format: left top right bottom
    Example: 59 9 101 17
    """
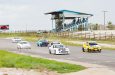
0 38 115 71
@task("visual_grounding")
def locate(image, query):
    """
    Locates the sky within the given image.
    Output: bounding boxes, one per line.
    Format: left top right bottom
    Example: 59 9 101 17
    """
0 0 115 31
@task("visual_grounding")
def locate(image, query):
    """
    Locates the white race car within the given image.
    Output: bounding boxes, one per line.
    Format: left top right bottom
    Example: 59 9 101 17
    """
12 37 22 43
17 41 31 49
49 44 70 55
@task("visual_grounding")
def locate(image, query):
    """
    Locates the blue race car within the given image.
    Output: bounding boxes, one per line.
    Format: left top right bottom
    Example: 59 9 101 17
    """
36 39 49 47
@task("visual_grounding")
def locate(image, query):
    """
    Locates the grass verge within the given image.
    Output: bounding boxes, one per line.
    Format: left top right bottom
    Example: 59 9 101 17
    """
0 50 85 73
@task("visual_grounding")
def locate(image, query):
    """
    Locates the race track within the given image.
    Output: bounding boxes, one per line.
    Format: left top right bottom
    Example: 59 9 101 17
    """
0 38 115 71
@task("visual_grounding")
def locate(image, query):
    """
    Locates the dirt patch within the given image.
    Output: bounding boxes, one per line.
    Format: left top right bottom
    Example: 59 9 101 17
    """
0 68 59 75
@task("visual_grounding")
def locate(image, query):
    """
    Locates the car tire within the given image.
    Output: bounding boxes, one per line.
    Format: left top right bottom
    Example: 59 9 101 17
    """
82 47 85 52
98 49 101 53
37 44 39 46
40 44 43 47
17 46 21 49
67 52 70 55
87 49 91 52
54 50 56 55
17 47 19 49
49 50 51 54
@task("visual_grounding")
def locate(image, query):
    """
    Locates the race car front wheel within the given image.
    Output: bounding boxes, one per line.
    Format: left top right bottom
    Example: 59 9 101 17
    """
82 47 85 52
98 49 101 53
54 50 57 55
49 50 51 54
87 49 91 52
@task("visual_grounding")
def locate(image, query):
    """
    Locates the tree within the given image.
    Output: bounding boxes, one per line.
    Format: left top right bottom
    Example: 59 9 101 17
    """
93 24 98 30
107 21 115 30
90 23 100 30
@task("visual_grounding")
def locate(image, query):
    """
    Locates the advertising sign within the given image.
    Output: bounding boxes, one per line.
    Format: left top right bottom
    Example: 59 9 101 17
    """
0 25 9 30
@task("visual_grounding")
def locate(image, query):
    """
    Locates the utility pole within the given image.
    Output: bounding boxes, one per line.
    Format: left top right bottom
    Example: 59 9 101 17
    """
26 24 27 32
103 11 108 30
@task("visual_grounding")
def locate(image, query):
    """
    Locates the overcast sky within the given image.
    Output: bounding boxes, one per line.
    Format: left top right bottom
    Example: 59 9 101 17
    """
0 0 115 31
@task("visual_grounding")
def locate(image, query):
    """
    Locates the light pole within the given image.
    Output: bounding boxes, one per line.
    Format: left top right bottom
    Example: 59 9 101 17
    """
103 11 108 30
26 24 27 32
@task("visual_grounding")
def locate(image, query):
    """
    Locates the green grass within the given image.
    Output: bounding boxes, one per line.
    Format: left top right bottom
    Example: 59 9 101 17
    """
61 40 82 46
23 36 38 42
0 50 85 73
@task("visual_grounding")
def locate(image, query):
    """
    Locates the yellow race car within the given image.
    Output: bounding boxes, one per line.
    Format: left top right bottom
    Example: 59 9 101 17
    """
82 41 101 52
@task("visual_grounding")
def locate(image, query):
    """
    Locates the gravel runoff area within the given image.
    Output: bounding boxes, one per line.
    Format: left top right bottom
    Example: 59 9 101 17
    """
1 52 115 75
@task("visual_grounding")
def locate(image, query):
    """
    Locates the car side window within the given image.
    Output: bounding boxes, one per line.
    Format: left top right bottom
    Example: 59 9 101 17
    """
53 45 55 48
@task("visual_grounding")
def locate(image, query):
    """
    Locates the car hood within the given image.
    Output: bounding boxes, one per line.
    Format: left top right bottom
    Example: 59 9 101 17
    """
59 47 69 50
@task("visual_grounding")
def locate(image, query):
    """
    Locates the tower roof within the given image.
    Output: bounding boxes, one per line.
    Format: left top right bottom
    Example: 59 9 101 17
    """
45 10 93 16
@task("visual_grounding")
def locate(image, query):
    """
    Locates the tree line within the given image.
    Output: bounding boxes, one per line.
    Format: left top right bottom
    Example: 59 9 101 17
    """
77 21 115 31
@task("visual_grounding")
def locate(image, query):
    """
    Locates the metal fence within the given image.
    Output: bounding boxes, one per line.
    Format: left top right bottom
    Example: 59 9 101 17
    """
1 30 115 40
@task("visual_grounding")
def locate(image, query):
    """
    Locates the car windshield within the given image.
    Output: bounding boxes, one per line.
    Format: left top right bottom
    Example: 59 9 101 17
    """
54 45 64 48
51 42 60 45
21 42 28 44
89 43 97 45
14 38 20 39
42 40 48 42
39 40 48 42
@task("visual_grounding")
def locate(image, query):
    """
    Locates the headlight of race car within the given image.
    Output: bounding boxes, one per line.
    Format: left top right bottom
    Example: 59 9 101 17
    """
58 49 62 51
89 46 93 49
98 46 101 49
65 48 69 51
